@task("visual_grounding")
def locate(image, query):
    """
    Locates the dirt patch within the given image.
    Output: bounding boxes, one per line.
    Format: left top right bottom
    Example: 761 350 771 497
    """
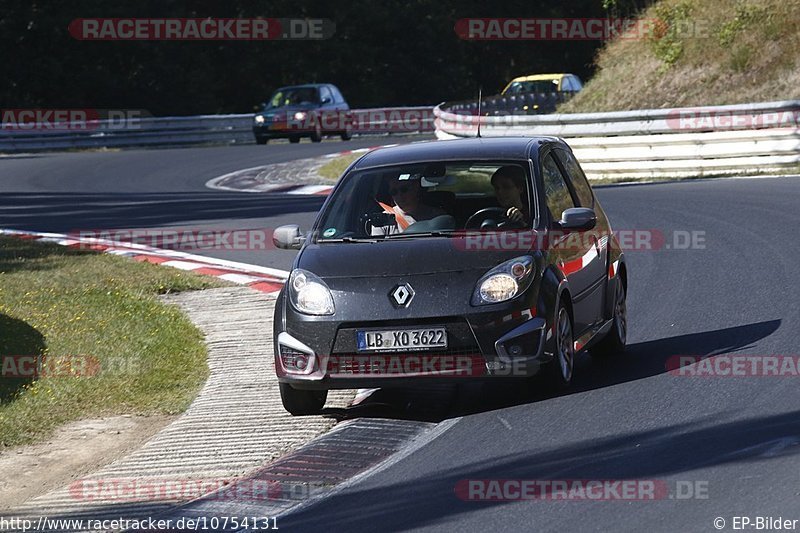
0 414 174 510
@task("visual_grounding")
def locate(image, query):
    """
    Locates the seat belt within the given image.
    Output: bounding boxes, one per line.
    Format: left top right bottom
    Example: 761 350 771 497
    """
377 201 410 230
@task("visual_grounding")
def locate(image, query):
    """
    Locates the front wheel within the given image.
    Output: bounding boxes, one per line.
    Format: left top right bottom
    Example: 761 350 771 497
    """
289 136 301 144
590 280 627 357
255 136 268 145
541 302 574 390
310 122 322 143
279 383 327 415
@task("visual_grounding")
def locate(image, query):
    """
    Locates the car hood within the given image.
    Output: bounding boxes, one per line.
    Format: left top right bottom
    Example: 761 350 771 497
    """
297 236 539 279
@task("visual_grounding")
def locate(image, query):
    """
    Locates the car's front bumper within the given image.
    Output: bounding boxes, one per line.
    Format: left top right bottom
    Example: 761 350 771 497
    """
275 294 553 390
253 124 315 138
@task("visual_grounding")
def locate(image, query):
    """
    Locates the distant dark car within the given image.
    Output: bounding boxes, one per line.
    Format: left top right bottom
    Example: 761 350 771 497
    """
253 83 352 144
272 137 628 415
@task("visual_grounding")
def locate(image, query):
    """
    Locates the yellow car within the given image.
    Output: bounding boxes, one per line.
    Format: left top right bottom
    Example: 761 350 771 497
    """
501 73 583 95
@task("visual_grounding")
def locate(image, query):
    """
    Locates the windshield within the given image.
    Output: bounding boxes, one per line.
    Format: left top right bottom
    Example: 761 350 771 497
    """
504 79 560 94
265 87 319 109
314 160 533 241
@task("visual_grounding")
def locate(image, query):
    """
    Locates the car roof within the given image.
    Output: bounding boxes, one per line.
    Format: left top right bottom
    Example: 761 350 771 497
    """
509 73 570 82
351 137 563 169
275 83 332 91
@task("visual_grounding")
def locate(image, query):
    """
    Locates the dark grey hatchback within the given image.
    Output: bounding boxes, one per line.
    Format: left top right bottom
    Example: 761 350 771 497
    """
253 83 352 144
273 137 628 415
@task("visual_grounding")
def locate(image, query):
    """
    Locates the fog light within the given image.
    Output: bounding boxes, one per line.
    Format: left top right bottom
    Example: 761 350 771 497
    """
280 346 311 373
508 344 523 356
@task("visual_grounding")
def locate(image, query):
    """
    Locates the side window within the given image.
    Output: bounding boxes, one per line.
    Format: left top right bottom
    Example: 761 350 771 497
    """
541 152 576 222
319 86 333 103
330 86 344 103
572 76 583 91
561 77 574 92
555 148 594 207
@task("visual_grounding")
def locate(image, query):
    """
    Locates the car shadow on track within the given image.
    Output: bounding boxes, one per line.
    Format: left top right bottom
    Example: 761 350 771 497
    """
279 407 800 532
322 319 781 423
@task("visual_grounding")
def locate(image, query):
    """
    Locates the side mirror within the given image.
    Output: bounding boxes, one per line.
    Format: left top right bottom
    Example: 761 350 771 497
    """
273 224 305 249
321 96 332 104
559 207 596 231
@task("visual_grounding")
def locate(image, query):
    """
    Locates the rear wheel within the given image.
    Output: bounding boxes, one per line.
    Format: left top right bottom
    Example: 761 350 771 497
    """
590 280 627 357
340 127 353 141
279 383 327 415
289 136 301 144
542 302 574 390
255 136 268 145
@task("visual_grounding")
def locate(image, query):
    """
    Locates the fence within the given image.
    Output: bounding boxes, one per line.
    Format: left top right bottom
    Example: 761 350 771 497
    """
434 99 800 179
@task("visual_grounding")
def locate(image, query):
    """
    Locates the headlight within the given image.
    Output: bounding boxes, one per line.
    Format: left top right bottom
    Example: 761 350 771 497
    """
293 111 307 121
288 269 335 315
254 115 265 124
471 256 535 305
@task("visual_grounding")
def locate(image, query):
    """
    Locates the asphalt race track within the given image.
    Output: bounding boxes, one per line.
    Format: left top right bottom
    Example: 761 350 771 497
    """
277 175 800 532
0 137 397 270
3 142 800 531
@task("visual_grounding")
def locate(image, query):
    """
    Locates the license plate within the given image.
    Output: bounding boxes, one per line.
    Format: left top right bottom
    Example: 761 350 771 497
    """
356 327 447 352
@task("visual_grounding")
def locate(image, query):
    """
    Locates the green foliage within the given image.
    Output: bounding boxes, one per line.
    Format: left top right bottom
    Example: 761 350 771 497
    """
0 0 610 114
717 3 770 45
649 0 693 69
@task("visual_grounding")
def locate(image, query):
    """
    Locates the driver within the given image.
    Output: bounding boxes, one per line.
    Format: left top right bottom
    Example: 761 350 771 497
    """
491 165 530 226
373 175 445 234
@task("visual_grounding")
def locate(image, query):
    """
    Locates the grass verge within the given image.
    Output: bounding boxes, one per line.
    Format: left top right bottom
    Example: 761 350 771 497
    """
560 0 800 112
317 154 361 181
0 237 226 447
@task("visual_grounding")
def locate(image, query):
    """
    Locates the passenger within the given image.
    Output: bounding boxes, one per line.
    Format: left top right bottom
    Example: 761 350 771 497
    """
374 176 445 233
491 165 530 226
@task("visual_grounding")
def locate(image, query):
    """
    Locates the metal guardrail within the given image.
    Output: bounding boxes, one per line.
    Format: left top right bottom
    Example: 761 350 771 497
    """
0 107 435 152
434 100 800 179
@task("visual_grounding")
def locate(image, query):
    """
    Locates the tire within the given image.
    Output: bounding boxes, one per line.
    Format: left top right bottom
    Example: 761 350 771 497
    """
289 136 301 144
310 121 322 143
279 382 327 415
541 301 575 390
340 128 353 141
255 136 268 145
590 280 627 357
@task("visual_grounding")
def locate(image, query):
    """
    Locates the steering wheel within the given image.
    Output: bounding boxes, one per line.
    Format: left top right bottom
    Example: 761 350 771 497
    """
465 207 507 229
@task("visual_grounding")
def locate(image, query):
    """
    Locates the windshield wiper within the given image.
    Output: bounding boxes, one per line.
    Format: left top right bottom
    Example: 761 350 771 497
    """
382 231 458 240
317 236 382 243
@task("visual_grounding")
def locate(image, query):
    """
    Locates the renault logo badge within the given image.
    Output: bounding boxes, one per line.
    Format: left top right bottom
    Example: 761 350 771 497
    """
390 283 414 307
